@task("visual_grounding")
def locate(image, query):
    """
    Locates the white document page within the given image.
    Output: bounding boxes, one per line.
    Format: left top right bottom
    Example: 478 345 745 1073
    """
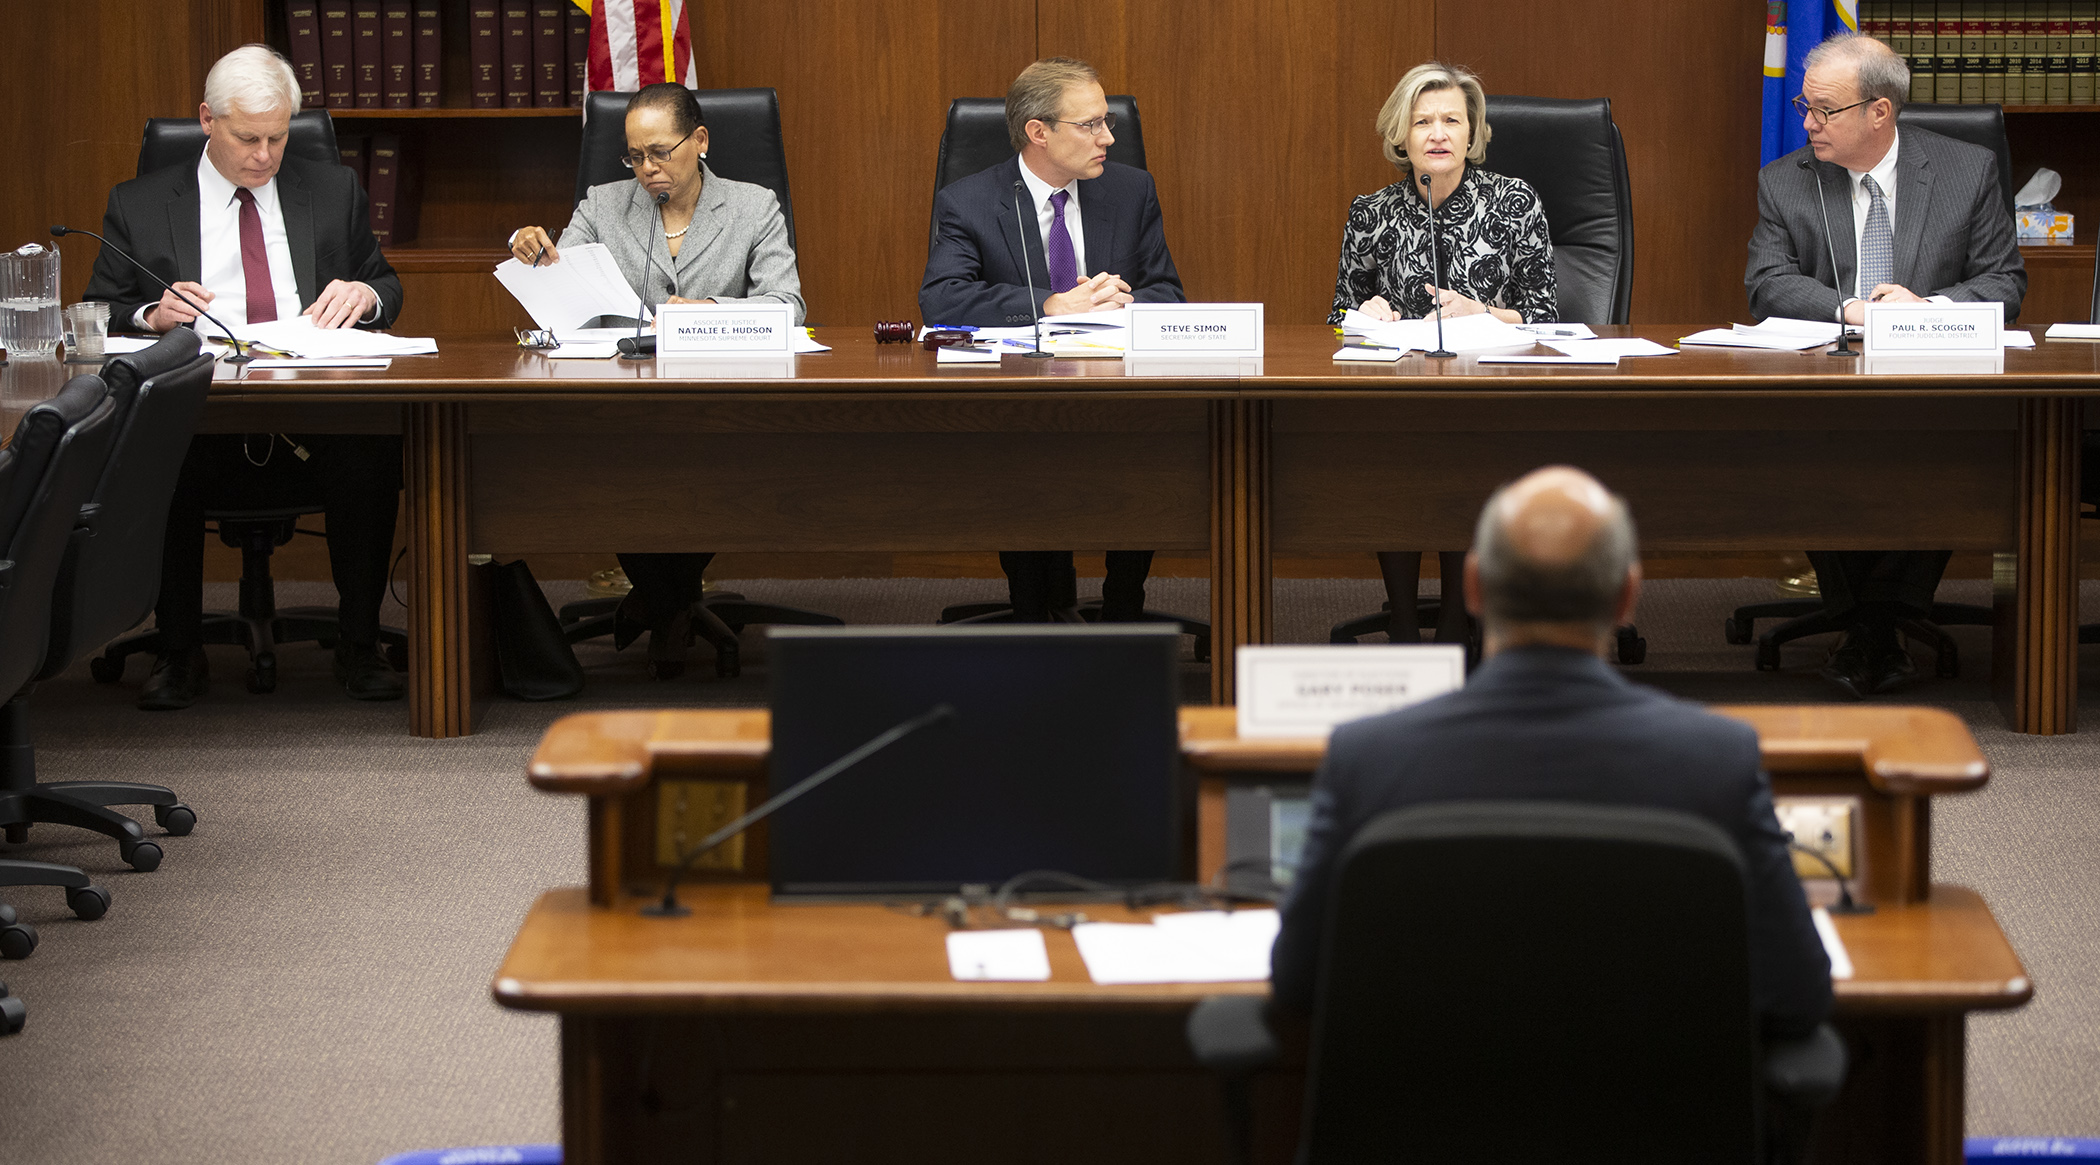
1678 326 1832 351
1072 909 1280 985
245 357 390 369
2045 322 2100 341
1514 322 1598 340
495 242 651 332
232 316 436 356
1340 308 1535 353
1543 337 1680 358
935 344 1000 364
1811 907 1854 980
2002 330 2035 349
545 343 619 359
1333 345 1404 362
102 336 159 354
946 928 1052 982
1476 353 1620 365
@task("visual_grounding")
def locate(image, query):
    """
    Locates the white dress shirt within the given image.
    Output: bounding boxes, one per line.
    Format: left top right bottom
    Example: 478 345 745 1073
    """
137 154 378 331
1018 157 1087 282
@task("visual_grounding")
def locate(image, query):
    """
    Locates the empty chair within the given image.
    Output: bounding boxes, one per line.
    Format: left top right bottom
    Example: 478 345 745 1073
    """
4 333 214 875
0 373 125 921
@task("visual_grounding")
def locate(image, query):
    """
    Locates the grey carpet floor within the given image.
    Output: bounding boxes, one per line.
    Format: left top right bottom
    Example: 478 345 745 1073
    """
0 575 2094 1163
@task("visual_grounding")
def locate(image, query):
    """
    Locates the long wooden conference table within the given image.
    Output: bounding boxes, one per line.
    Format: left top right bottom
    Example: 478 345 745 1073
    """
498 704 2028 1165
9 325 2089 736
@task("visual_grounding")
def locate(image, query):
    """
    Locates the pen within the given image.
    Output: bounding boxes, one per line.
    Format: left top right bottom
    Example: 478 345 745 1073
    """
532 246 545 267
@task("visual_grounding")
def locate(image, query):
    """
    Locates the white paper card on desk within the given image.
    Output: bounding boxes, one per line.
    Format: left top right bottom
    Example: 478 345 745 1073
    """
1678 324 1832 351
1072 910 1280 984
1236 644 1465 738
2045 322 2100 341
1332 345 1403 362
1543 337 1679 358
2003 330 2035 349
1475 353 1620 365
1126 302 1264 357
656 303 796 355
494 243 650 333
544 343 619 359
245 357 391 369
946 928 1052 982
102 336 158 355
1862 301 2000 355
935 344 1000 364
1811 908 1854 980
231 317 436 356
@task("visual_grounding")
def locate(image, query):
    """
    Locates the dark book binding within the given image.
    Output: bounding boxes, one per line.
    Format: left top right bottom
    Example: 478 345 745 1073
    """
412 2 442 108
469 5 502 109
338 134 369 191
502 3 533 109
566 4 589 105
320 4 355 108
352 3 383 109
381 0 413 109
367 134 415 248
533 2 566 107
285 1 326 109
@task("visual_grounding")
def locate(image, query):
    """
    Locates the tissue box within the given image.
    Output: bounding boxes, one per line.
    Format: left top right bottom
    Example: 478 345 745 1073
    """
2016 210 2075 242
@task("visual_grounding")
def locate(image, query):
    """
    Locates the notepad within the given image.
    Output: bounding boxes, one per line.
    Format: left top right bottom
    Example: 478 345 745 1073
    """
946 928 1052 981
1072 910 1279 984
1811 908 1854 980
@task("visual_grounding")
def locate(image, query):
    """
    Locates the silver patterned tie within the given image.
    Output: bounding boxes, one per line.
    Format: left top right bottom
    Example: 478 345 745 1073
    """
1857 175 1893 297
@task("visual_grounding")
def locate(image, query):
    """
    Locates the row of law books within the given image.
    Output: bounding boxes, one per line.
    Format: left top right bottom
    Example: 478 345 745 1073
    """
340 135 418 247
286 1 593 111
1858 1 2100 103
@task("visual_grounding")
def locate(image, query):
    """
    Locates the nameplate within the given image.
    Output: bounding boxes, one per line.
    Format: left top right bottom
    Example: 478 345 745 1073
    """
1861 301 2001 356
1235 644 1465 739
656 303 796 356
1126 302 1265 357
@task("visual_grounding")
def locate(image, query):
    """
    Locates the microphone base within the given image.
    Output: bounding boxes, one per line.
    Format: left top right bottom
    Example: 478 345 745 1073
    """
222 352 255 364
638 900 692 918
1425 349 1456 359
1828 344 1861 359
1021 349 1056 359
1826 900 1876 915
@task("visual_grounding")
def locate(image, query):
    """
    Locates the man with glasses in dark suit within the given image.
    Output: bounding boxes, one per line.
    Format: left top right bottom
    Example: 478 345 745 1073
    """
1745 32 2024 699
920 57 1186 623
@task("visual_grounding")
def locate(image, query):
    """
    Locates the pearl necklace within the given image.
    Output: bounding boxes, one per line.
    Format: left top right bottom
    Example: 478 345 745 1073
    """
663 224 689 239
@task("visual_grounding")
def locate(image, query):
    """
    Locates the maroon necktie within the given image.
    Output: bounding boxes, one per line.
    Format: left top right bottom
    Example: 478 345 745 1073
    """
1046 189 1078 293
234 187 277 324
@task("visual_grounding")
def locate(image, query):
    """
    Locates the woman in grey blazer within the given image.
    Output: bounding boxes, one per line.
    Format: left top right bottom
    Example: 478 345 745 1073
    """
510 83 805 678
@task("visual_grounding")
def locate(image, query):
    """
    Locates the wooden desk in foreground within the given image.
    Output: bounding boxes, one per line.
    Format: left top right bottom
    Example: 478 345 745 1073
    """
42 324 2089 737
500 705 2028 1165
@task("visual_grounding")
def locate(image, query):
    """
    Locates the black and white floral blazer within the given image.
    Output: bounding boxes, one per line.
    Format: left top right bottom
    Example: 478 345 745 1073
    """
1327 166 1557 325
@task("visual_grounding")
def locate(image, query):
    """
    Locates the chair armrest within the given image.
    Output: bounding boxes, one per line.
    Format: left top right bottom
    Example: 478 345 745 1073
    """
1186 994 1279 1075
1763 1023 1847 1109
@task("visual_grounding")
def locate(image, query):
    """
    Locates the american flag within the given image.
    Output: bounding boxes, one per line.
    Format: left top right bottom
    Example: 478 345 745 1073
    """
574 0 696 92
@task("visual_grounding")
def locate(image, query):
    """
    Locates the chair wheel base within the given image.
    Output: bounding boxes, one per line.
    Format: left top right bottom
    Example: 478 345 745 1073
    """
155 803 197 836
89 655 124 683
66 884 110 921
1722 617 1753 645
121 840 162 873
0 922 37 960
0 991 23 1034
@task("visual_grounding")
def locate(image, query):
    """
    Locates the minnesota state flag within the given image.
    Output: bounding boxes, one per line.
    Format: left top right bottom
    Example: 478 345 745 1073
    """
1762 0 1861 166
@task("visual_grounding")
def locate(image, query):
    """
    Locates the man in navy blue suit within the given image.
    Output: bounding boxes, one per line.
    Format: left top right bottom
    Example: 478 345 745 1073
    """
1270 467 1833 1038
920 57 1185 622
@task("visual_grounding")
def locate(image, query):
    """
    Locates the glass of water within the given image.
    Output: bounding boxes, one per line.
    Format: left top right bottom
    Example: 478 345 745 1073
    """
63 301 109 362
1 243 63 360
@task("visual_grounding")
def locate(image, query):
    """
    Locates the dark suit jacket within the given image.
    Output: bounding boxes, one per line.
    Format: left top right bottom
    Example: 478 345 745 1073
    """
82 154 402 332
919 155 1184 326
1270 646 1833 1036
1746 126 2025 323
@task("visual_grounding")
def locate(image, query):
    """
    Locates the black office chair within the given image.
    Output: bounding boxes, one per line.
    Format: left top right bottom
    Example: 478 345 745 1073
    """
921 98 1209 655
5 335 214 880
101 110 410 693
1331 96 1643 664
0 375 124 923
1187 801 1846 1165
1724 103 2015 676
574 88 796 247
555 88 841 675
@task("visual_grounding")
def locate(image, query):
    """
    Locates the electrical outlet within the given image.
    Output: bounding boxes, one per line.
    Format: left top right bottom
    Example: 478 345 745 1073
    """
656 779 748 871
1775 797 1856 880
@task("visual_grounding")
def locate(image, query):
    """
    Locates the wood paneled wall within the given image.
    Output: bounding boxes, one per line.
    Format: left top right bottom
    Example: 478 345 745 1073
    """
20 2 2067 334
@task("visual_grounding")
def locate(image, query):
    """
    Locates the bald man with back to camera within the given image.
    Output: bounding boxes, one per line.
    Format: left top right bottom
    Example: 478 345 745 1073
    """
1269 467 1832 1040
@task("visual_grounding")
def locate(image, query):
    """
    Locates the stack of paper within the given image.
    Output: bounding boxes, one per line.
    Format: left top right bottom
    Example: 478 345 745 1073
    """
495 242 651 332
1339 308 1536 354
2045 322 2100 341
1071 909 1280 984
1543 337 1679 358
1680 318 1842 350
206 316 437 357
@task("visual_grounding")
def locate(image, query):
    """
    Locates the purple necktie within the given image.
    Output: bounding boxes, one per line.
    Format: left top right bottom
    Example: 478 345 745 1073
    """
1045 189 1078 293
